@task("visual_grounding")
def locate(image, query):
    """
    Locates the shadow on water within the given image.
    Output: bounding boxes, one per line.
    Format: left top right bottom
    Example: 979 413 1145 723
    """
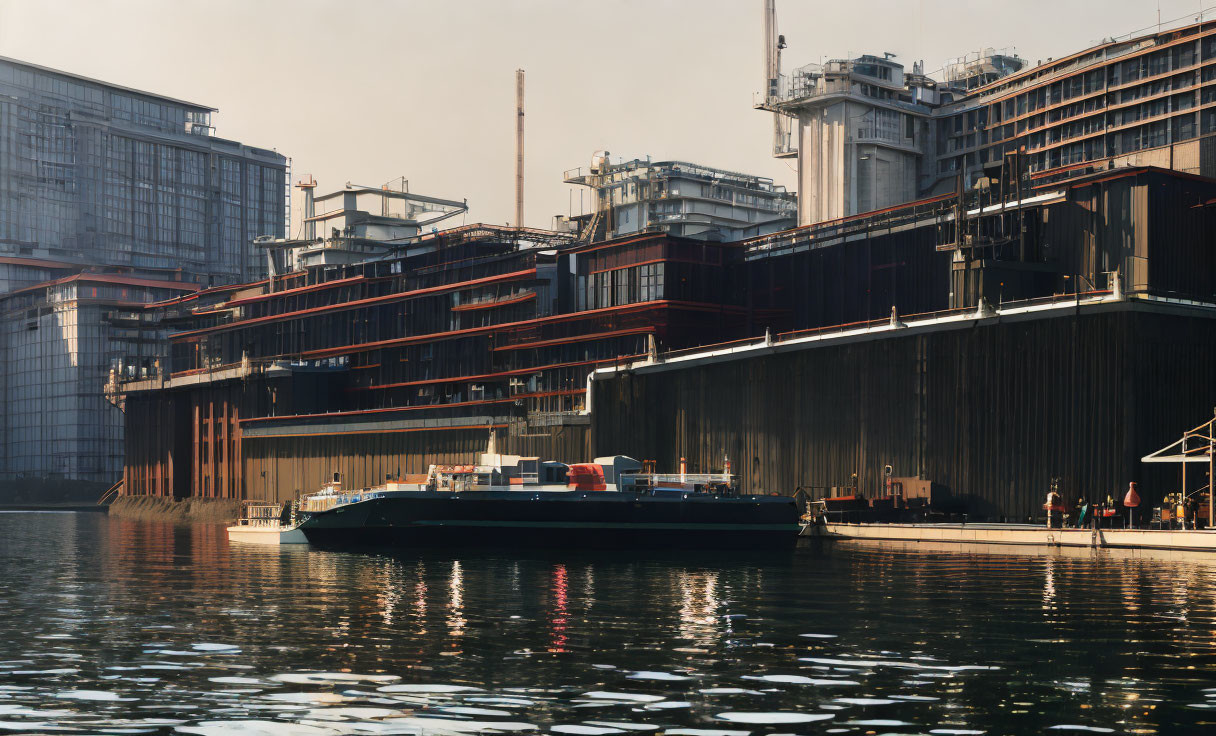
0 512 1214 734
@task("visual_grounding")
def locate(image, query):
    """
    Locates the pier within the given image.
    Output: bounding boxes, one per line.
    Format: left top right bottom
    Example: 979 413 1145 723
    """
814 522 1216 552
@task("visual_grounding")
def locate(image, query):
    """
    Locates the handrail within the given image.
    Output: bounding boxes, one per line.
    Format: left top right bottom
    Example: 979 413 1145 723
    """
654 288 1126 365
97 479 123 505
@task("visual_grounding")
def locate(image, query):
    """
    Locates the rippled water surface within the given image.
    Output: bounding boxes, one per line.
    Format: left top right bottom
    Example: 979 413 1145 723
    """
1 513 1216 734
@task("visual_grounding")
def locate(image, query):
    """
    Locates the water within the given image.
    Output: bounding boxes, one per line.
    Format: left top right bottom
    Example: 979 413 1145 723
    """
1 513 1215 735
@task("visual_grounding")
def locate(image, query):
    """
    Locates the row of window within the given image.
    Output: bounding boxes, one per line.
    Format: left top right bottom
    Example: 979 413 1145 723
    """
586 263 665 310
941 109 1215 175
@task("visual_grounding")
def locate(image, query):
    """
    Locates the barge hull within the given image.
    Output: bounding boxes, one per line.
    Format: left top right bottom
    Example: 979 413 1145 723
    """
302 525 797 549
299 492 799 548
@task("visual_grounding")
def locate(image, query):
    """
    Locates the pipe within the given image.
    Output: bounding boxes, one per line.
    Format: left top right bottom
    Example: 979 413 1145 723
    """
581 369 595 416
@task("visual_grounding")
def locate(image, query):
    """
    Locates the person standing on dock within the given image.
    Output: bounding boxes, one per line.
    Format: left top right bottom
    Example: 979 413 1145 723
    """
1075 497 1089 528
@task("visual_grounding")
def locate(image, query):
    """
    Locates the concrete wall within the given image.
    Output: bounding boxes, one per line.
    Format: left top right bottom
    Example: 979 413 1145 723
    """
797 100 921 224
797 102 849 224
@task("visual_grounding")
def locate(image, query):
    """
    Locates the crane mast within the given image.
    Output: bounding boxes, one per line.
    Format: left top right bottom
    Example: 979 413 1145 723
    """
763 0 793 156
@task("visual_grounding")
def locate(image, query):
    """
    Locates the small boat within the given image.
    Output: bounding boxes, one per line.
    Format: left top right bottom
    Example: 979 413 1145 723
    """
292 453 799 548
226 501 308 545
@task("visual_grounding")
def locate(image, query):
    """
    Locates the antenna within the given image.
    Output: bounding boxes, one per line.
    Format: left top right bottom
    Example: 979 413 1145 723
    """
515 69 525 229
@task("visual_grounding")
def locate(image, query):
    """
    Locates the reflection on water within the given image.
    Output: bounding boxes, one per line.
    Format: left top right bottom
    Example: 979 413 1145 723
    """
0 515 1215 734
676 571 720 650
449 560 466 651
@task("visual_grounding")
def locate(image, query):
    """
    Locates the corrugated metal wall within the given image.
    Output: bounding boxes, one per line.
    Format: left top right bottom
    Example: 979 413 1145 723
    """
124 394 181 497
124 370 592 504
763 223 952 328
591 308 1216 519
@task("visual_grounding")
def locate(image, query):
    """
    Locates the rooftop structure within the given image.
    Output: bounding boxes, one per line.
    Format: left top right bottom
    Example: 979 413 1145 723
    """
760 51 940 223
562 154 796 242
759 10 1216 225
268 177 468 271
942 49 1026 92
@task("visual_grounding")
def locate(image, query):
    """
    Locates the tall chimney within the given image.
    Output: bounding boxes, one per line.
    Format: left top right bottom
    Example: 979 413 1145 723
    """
515 69 525 229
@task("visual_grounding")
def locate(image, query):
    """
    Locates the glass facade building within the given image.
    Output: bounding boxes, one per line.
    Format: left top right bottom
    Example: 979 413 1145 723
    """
0 275 195 488
0 55 287 495
0 55 287 283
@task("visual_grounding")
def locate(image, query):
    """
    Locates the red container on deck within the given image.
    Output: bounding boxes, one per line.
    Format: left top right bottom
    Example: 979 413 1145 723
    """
567 464 607 491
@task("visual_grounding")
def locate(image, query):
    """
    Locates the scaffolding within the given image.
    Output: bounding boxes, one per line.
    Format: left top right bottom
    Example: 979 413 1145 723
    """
1142 412 1216 528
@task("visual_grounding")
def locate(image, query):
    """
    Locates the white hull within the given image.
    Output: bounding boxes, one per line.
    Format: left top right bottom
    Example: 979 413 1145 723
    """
226 523 309 545
814 522 1216 552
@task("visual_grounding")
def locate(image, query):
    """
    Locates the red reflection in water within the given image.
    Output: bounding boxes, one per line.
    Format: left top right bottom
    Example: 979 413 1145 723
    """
549 564 568 653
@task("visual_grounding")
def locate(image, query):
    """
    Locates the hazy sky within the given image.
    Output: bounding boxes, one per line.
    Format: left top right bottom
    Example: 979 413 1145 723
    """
0 0 1205 233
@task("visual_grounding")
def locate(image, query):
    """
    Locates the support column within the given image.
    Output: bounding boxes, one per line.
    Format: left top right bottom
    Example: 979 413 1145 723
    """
1182 431 1188 526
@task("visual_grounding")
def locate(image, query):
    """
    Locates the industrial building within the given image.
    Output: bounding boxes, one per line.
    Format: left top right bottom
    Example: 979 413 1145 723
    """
562 155 796 242
113 176 760 501
760 51 942 224
114 163 1216 518
111 11 1216 521
759 9 1216 223
0 56 286 496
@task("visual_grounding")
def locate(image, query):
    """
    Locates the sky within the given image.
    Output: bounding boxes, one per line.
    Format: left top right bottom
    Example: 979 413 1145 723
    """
0 0 1208 234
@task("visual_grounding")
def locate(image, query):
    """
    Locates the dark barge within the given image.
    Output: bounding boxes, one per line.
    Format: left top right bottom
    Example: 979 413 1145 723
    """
289 454 799 548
